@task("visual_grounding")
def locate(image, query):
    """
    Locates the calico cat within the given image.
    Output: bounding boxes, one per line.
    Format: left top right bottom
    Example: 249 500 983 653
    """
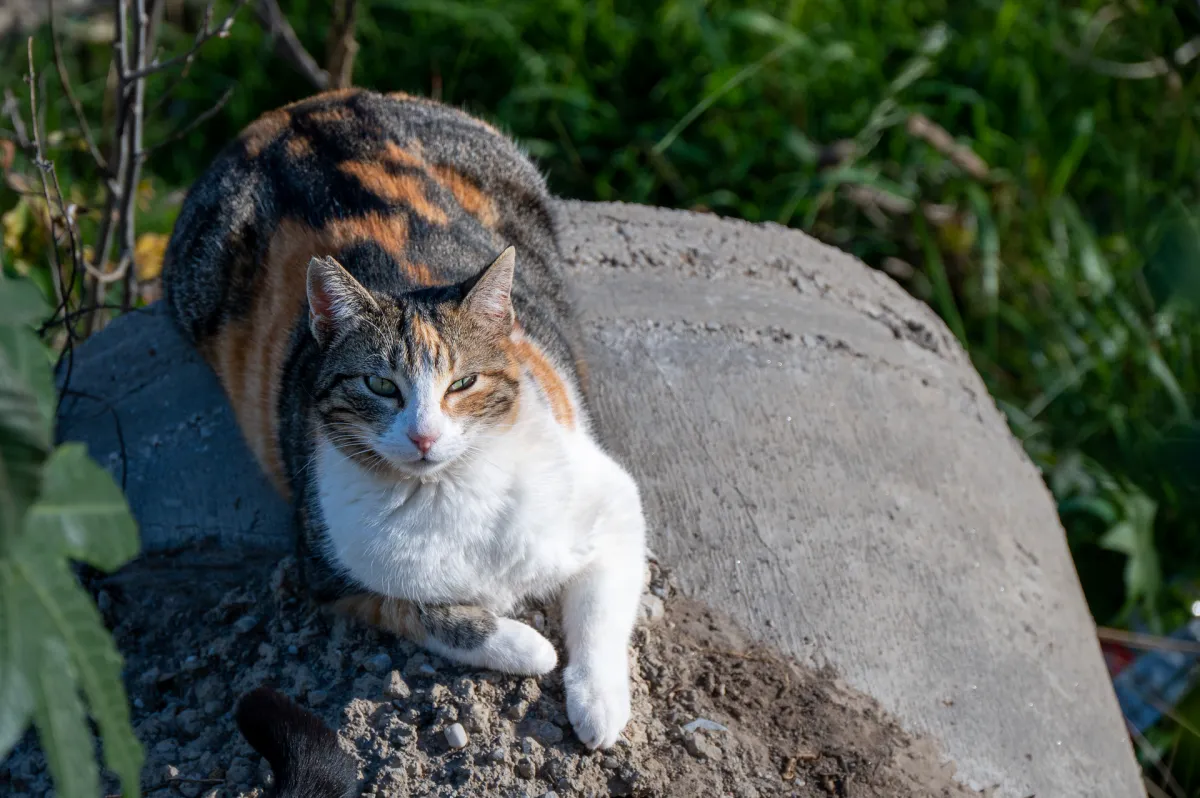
236 686 359 798
163 89 647 749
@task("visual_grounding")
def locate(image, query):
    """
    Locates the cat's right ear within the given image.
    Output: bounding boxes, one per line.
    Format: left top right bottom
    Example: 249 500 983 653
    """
307 256 377 347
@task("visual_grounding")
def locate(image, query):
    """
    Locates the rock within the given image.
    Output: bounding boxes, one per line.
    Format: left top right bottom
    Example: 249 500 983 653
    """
526 720 564 745
488 746 507 764
225 757 253 785
160 764 180 780
683 733 722 761
639 594 665 624
516 758 536 780
363 652 392 674
232 614 259 634
681 718 728 734
418 663 437 676
178 780 203 798
542 793 560 798
385 670 412 700
175 709 202 737
444 723 469 750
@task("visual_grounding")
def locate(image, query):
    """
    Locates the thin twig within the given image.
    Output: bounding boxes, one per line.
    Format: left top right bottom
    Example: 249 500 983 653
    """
325 0 360 89
48 0 108 172
118 0 150 311
1097 626 1200 655
144 84 233 157
1 88 31 149
120 0 246 82
255 0 329 90
26 38 68 313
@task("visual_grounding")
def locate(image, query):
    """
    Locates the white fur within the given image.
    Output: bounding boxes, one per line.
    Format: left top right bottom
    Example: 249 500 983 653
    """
315 368 646 750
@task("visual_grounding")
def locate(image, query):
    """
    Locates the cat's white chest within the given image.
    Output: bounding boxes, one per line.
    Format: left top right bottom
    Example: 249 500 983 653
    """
314 423 597 612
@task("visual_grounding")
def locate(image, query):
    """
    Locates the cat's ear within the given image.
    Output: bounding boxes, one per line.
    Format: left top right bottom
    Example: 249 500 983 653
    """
462 246 515 329
307 255 377 347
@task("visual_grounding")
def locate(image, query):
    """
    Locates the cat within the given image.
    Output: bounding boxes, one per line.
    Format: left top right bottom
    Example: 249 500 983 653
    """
163 89 647 749
236 686 359 798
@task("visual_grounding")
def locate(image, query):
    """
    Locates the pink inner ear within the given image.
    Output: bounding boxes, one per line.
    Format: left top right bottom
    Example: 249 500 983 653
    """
309 284 332 321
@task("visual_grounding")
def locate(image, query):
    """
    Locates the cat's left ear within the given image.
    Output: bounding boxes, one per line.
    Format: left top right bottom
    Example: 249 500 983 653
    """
462 246 515 329
307 255 378 347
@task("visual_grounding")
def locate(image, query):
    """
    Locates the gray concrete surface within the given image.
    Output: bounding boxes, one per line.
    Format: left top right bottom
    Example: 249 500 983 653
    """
58 200 1144 798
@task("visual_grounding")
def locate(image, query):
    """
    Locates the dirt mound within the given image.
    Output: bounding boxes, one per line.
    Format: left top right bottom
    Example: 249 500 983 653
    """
1 551 976 797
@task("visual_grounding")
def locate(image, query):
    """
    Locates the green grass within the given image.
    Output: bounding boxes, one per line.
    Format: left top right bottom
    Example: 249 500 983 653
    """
2 0 1199 773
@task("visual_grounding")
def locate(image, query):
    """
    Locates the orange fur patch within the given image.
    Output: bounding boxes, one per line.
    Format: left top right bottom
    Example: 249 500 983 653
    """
334 594 425 641
381 140 426 168
431 165 499 228
205 214 417 494
307 106 353 125
338 160 449 226
285 136 313 159
241 110 290 158
511 336 576 429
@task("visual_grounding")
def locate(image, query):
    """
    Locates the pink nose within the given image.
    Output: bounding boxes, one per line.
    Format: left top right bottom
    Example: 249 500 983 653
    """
409 433 439 455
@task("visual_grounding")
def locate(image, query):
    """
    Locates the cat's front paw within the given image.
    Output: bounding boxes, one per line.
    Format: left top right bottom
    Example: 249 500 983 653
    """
563 660 631 750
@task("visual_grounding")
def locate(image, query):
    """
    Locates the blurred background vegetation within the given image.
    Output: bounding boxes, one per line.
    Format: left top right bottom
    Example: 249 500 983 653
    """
1 0 1198 789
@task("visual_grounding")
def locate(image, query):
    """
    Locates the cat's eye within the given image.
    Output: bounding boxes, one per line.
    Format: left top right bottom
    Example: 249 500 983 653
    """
364 375 399 397
447 375 477 394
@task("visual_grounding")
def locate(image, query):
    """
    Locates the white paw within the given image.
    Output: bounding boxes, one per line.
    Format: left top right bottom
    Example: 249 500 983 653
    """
425 617 557 675
563 661 631 750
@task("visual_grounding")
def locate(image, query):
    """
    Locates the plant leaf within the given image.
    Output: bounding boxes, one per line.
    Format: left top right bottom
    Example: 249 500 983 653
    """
0 367 50 539
28 633 101 798
10 537 143 798
24 444 139 572
0 275 49 329
0 562 34 759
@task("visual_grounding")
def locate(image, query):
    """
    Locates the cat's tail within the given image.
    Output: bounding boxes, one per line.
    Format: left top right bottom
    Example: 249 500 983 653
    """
234 685 359 798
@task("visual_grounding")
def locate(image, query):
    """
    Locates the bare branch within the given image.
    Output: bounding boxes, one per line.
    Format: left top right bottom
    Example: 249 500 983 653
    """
121 0 248 82
48 0 108 173
2 88 31 150
325 0 360 89
144 84 234 157
26 38 68 314
117 0 150 310
255 0 329 90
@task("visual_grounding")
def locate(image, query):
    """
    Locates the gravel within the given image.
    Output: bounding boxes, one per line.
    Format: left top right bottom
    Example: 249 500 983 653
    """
0 553 979 797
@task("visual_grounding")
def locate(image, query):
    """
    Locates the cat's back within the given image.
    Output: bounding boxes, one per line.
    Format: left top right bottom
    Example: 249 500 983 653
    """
165 89 563 328
163 89 581 492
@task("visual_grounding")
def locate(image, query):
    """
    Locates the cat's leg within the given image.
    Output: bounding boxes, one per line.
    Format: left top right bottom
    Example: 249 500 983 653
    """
334 593 558 675
561 468 647 750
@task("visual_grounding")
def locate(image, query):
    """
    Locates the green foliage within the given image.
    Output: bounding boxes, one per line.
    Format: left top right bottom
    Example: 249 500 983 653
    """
8 0 1198 626
0 274 143 798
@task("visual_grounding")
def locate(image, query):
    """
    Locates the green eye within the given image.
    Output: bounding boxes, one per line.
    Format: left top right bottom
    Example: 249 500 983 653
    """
364 375 399 397
447 375 477 393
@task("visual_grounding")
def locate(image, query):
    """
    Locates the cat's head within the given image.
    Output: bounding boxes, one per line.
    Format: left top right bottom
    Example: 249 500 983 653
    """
306 246 520 478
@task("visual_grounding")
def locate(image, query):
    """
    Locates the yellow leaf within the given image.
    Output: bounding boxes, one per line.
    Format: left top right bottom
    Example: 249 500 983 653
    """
3 200 30 255
134 233 168 281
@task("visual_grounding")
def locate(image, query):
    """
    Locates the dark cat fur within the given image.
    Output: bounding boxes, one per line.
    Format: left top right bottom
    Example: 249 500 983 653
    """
235 686 358 798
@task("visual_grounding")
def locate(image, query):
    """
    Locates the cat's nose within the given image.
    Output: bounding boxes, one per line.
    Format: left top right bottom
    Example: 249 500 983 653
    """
409 432 439 455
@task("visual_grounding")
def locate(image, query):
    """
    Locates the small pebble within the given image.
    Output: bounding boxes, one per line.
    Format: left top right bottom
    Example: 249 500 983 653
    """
681 718 728 734
287 644 299 655
385 670 412 700
529 720 564 745
161 764 180 780
178 781 203 798
489 746 507 764
639 594 665 623
542 793 560 798
233 615 259 634
363 652 393 674
418 663 437 676
516 758 536 779
443 723 469 749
